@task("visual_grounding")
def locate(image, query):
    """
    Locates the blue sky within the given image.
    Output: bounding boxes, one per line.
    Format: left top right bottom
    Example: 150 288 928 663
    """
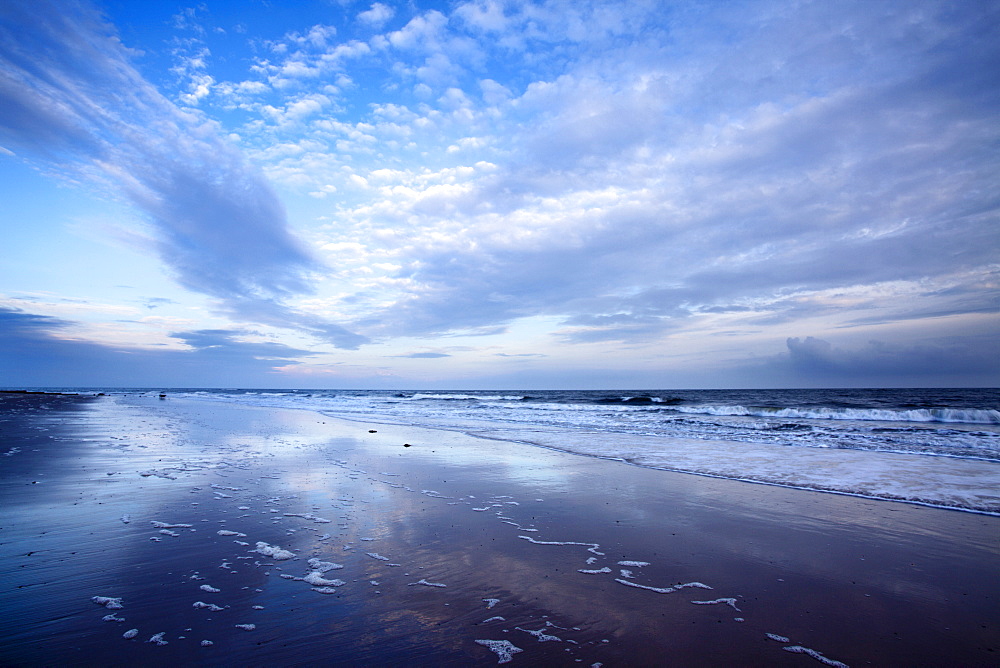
1 0 998 389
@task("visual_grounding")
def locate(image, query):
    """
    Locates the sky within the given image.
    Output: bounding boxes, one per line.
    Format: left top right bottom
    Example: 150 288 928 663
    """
0 0 998 390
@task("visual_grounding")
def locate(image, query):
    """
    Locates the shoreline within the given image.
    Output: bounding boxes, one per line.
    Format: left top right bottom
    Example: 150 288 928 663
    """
1 394 997 666
257 402 1000 516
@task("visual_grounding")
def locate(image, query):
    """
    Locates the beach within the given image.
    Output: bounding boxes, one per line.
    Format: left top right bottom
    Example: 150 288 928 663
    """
1 393 997 666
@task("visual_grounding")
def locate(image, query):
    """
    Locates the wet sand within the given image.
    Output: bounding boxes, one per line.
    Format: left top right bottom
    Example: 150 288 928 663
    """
1 394 997 666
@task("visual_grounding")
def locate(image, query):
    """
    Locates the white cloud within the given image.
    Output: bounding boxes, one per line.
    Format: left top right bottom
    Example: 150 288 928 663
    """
357 3 395 29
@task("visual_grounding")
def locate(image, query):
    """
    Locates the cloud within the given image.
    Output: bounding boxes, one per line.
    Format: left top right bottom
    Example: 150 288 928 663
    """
780 336 1000 384
143 297 177 310
0 0 365 348
393 351 451 358
0 306 314 386
323 0 999 354
358 3 395 29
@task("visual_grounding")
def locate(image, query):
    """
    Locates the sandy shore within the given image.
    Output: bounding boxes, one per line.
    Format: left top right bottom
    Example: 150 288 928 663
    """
1 394 997 666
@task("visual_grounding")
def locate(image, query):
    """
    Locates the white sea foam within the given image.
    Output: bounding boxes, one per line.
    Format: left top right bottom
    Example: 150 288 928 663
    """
516 626 561 642
483 598 500 608
767 633 791 642
409 579 447 587
674 404 1000 425
193 601 225 611
366 552 389 560
307 558 344 572
618 561 650 567
92 596 124 610
199 584 221 593
217 530 246 536
303 572 345 587
615 579 712 594
151 521 192 528
518 535 603 554
578 567 612 574
235 624 256 630
147 632 168 645
254 542 295 560
499 430 1000 514
475 639 524 664
691 597 741 611
122 629 138 639
483 616 505 622
783 645 850 667
614 579 675 594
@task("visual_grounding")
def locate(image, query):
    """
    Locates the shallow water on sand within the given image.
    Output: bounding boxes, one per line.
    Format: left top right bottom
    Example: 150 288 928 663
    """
1 395 997 666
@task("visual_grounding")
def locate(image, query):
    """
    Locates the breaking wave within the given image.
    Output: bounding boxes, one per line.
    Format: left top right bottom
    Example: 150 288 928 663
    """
669 405 1000 425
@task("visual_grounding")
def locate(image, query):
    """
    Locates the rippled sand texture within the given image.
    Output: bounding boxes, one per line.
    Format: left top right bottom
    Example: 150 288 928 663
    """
1 393 997 666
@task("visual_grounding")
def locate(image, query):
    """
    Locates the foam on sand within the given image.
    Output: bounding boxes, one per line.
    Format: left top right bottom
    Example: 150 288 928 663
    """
92 596 124 610
409 579 447 587
783 645 850 667
516 626 562 642
193 601 225 611
254 541 295 560
518 535 604 554
312 587 343 594
302 572 345 587
615 579 713 594
691 597 741 611
307 558 344 572
475 639 524 664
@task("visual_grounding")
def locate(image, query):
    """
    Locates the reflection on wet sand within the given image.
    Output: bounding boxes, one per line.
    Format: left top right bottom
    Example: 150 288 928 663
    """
1 394 997 666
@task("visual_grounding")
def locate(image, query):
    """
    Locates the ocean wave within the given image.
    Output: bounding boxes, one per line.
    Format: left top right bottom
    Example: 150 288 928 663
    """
669 404 1000 425
593 396 683 405
406 393 528 402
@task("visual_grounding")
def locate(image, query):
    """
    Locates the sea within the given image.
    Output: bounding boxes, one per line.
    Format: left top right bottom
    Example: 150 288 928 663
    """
44 387 1000 513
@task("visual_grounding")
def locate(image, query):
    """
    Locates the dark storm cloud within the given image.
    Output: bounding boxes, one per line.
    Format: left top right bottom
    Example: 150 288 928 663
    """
0 307 313 387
